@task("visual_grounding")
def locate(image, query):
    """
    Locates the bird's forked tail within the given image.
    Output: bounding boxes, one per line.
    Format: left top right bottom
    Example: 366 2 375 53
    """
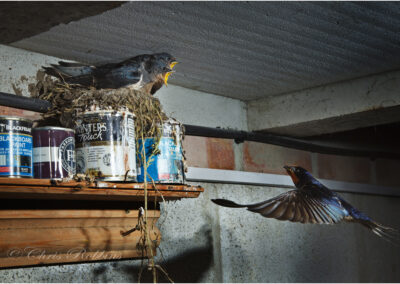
360 220 400 245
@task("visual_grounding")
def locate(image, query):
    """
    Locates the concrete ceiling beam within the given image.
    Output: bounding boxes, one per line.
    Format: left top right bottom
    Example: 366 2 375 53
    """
0 2 124 44
247 70 400 137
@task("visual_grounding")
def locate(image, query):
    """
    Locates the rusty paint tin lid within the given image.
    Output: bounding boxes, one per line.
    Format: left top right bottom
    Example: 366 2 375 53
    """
0 115 33 123
33 126 75 132
76 106 136 118
164 117 181 126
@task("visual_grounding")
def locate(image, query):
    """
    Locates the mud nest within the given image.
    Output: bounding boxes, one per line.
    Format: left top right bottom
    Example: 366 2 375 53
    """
29 71 168 138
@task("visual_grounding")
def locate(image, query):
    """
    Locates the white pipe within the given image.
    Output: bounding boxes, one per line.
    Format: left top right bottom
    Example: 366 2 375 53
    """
186 167 400 197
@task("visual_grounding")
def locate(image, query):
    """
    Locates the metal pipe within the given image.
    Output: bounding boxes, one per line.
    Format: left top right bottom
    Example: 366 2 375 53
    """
0 91 398 159
184 124 400 159
0 92 51 113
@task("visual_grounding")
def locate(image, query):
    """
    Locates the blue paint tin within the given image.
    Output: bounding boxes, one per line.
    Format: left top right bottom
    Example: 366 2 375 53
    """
137 119 185 184
0 116 33 178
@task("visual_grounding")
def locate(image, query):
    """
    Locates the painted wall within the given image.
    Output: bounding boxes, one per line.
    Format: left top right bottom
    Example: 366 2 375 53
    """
0 45 399 282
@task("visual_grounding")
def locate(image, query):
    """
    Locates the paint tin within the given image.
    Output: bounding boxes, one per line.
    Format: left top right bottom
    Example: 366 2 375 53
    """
137 118 185 184
33 127 75 180
0 116 33 178
74 109 137 181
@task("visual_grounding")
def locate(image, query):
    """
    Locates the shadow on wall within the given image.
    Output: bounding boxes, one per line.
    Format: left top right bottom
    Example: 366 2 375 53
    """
93 225 214 282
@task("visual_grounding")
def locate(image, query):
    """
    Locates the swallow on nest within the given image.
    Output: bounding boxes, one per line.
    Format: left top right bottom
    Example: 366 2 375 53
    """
212 166 399 243
43 53 177 95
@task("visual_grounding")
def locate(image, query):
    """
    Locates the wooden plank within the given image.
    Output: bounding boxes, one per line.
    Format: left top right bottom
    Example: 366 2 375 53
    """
0 249 148 268
0 227 149 257
0 209 160 268
0 209 160 219
0 186 201 201
0 227 160 257
0 178 204 201
0 217 139 230
0 178 204 191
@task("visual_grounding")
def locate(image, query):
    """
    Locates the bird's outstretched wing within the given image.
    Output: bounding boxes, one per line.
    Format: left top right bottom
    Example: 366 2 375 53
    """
212 190 348 224
212 192 399 244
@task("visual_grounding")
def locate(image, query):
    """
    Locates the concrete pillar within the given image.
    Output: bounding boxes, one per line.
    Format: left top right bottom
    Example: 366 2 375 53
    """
247 70 400 137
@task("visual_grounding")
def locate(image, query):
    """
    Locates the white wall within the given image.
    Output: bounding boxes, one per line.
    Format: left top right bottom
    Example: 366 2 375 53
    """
155 85 247 130
0 45 60 96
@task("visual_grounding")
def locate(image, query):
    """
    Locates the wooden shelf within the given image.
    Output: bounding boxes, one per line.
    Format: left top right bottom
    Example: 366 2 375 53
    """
0 178 204 268
0 209 160 268
0 178 204 201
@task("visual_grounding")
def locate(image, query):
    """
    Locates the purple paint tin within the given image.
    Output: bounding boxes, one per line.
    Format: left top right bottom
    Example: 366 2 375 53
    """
33 127 76 180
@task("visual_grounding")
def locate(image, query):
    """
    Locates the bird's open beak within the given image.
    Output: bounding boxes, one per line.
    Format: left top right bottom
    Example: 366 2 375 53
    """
284 165 299 185
169 61 178 69
163 72 173 86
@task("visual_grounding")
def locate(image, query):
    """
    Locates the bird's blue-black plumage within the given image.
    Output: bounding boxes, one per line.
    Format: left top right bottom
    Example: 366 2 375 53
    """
211 166 398 243
42 52 176 94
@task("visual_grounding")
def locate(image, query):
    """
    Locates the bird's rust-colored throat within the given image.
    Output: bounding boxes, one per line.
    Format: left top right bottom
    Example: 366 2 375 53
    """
284 166 299 185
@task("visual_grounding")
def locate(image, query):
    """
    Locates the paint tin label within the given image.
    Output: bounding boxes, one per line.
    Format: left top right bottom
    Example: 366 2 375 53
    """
75 110 137 181
0 118 33 177
59 137 75 174
33 127 76 179
137 135 185 183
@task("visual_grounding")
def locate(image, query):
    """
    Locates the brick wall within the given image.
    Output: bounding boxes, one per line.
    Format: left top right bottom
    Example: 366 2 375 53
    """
183 135 400 187
0 106 41 121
